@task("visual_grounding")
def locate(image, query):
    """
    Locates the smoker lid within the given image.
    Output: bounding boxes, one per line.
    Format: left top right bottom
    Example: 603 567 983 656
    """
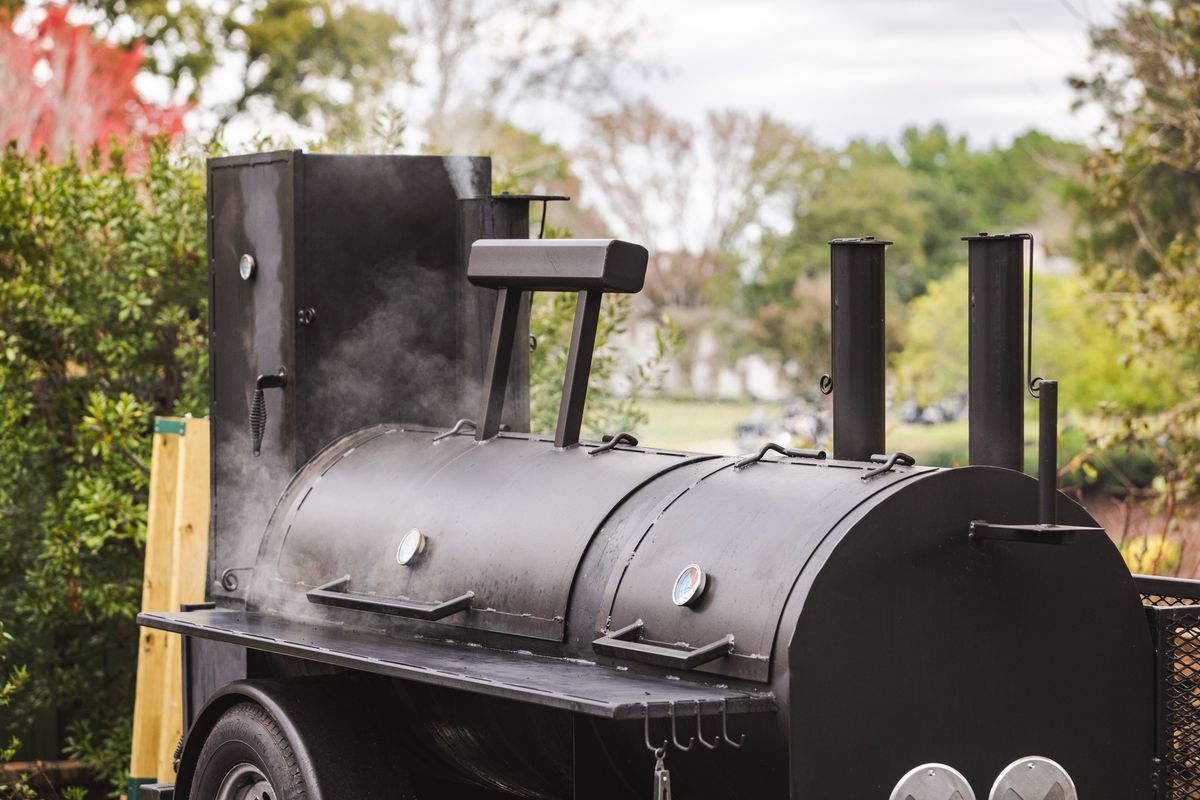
598 457 934 682
252 426 712 641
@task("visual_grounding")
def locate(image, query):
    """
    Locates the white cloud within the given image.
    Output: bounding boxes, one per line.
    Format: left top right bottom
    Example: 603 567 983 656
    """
512 0 1119 148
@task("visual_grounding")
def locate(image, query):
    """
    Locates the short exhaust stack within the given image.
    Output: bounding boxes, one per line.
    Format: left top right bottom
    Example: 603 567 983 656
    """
829 237 889 462
963 232 1028 471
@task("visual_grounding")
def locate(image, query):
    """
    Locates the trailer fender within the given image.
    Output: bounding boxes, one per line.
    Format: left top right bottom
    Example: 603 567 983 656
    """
173 676 411 800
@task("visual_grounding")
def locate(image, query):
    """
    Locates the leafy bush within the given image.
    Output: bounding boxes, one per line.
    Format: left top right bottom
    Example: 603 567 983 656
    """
1121 535 1182 576
0 140 208 792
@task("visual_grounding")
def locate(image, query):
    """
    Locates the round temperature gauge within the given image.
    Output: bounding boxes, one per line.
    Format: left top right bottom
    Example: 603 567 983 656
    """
396 528 427 566
672 564 707 607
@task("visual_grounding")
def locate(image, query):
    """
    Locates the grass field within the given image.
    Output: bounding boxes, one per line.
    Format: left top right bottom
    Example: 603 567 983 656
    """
637 398 1037 468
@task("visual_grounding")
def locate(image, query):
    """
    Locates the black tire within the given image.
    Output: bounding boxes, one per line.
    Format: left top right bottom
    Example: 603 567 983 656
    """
191 701 308 800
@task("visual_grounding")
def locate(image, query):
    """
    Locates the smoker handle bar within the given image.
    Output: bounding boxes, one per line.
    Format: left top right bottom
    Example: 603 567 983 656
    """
593 620 734 670
306 576 474 621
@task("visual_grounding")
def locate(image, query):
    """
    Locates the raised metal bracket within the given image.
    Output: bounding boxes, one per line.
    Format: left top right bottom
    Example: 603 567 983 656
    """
969 520 1106 546
469 239 648 448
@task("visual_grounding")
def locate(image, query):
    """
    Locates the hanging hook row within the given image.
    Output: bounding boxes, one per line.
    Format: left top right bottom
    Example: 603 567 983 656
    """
644 700 747 753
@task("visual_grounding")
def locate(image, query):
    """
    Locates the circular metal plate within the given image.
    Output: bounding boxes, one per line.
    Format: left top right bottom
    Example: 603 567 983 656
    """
671 564 707 606
396 528 427 565
989 756 1077 800
889 763 976 800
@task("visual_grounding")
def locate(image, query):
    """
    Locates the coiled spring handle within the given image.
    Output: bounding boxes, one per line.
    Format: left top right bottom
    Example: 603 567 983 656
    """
249 367 287 456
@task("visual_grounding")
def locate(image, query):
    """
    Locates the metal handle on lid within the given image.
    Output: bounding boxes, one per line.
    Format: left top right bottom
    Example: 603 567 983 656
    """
588 431 639 455
593 620 734 670
735 442 826 469
306 576 474 621
861 451 916 480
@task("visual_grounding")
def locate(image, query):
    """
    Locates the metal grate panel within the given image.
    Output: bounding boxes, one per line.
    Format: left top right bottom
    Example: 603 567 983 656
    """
1138 575 1200 799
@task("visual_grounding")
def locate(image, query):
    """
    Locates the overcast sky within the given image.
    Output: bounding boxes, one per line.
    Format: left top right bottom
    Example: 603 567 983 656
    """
554 0 1119 148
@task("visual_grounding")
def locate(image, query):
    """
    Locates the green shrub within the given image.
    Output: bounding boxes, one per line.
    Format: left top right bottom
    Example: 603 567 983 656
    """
0 140 208 792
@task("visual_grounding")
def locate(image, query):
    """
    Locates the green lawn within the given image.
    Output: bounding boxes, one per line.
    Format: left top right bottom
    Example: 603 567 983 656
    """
636 398 780 453
636 398 1045 469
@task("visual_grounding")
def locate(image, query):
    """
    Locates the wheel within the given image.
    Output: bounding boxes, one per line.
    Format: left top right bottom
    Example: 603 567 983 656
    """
191 702 306 800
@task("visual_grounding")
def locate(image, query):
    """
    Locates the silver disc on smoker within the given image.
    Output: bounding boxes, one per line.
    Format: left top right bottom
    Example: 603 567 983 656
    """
988 756 1077 800
889 763 976 800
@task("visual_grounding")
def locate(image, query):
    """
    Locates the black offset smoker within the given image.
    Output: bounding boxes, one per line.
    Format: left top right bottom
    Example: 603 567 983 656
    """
137 155 1191 800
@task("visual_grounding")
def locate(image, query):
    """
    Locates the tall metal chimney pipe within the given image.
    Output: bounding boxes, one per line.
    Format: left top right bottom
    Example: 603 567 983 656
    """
963 232 1027 471
829 237 889 462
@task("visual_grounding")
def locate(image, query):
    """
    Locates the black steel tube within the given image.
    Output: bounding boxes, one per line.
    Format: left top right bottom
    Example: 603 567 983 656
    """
555 289 602 448
965 233 1026 471
829 237 888 462
1038 380 1058 524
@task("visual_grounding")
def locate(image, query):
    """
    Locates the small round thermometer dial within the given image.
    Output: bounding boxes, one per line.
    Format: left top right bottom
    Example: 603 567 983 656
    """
672 564 707 607
396 528 427 566
239 254 257 281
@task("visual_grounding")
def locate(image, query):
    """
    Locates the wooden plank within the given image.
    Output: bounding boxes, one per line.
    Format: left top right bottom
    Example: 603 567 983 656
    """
127 426 181 797
154 417 211 783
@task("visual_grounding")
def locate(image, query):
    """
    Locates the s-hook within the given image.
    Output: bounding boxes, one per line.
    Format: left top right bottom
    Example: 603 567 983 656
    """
695 701 718 750
644 706 673 800
645 705 667 754
719 699 746 748
669 701 693 751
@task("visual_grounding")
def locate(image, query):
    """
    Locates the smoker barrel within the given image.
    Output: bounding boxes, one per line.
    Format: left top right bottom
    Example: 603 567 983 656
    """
964 232 1028 471
829 237 888 461
138 156 1172 800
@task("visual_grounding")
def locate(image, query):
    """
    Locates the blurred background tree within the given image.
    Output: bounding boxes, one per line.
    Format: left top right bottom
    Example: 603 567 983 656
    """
1070 0 1200 507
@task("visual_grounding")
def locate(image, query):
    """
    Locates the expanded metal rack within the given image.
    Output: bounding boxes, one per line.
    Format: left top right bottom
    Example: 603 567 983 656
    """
1137 575 1200 799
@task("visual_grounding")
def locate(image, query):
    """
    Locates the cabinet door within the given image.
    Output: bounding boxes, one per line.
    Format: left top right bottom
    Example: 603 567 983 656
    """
208 151 300 601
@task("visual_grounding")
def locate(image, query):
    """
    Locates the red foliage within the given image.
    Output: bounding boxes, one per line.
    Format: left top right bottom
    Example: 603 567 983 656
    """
0 5 188 164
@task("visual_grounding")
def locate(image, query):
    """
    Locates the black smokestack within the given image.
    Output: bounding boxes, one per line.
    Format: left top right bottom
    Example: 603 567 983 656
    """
829 236 889 462
964 232 1026 471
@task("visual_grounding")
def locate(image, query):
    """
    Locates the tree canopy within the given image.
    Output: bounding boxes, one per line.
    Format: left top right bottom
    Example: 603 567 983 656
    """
1071 0 1200 499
